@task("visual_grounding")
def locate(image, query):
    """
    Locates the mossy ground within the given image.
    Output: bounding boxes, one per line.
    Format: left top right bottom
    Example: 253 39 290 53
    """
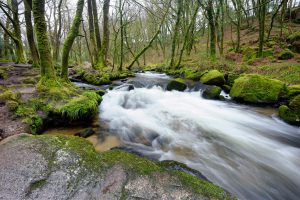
12 80 102 134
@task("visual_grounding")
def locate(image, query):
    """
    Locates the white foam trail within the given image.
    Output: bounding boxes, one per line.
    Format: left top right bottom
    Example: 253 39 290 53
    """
100 86 300 200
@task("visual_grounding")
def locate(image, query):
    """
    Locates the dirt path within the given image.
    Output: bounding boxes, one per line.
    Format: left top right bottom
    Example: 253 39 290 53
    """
0 63 38 140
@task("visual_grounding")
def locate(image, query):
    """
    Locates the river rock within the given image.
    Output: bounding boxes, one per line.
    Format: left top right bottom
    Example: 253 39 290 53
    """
75 127 95 138
202 86 222 100
0 134 232 200
200 70 225 86
230 74 285 104
166 78 187 91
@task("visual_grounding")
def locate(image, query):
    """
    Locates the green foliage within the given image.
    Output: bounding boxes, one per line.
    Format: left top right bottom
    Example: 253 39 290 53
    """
278 49 294 60
230 74 285 104
242 47 257 61
184 70 206 80
166 78 187 91
200 70 225 86
22 77 38 84
287 85 300 99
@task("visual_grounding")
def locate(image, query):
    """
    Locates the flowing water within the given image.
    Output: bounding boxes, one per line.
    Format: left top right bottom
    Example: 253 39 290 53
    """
98 72 300 200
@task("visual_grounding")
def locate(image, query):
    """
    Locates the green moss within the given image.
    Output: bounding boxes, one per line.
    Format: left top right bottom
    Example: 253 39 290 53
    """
202 86 222 100
230 74 285 104
0 89 20 103
200 70 225 86
262 49 274 58
29 179 47 191
242 47 257 61
288 31 300 43
279 105 299 125
0 69 7 79
289 95 300 115
222 85 231 93
287 85 300 99
184 70 206 80
22 77 37 84
173 171 233 200
6 100 19 111
55 91 101 120
278 49 294 60
166 78 187 91
95 90 106 96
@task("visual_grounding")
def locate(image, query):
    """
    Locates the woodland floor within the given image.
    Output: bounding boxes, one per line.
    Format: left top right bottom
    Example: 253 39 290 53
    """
0 62 38 139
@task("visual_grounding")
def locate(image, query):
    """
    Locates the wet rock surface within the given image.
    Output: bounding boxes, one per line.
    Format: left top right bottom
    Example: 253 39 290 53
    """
0 134 232 200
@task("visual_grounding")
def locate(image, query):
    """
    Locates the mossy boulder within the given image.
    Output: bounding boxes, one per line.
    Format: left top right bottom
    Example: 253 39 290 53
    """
202 86 222 100
225 73 240 86
184 70 206 81
222 85 231 93
287 32 300 53
0 134 233 200
166 78 187 91
289 95 300 115
279 105 299 125
287 85 300 99
278 49 294 60
6 100 19 111
230 74 285 104
200 70 225 86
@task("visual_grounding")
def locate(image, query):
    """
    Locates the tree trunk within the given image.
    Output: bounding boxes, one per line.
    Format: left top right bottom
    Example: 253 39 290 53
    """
207 0 216 59
24 0 40 67
87 0 97 66
170 0 183 69
11 0 26 63
53 0 63 63
61 0 85 80
102 0 110 63
91 0 101 51
258 0 266 57
32 0 56 80
118 0 124 71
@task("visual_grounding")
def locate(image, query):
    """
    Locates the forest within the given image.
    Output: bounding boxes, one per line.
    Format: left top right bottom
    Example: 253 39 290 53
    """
0 0 300 199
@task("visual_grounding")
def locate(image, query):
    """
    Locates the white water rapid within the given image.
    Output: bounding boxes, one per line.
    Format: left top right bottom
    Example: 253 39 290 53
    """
99 72 300 200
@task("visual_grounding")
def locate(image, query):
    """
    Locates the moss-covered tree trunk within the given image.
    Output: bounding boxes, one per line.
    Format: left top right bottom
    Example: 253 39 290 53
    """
24 0 40 67
32 0 56 80
87 0 97 66
207 0 216 59
170 0 183 69
11 0 26 63
102 0 110 63
61 0 85 80
257 0 266 57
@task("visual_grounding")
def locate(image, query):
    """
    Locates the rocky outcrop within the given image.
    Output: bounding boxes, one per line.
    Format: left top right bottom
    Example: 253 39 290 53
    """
279 95 300 125
0 134 233 200
230 74 285 104
200 70 225 86
166 78 187 91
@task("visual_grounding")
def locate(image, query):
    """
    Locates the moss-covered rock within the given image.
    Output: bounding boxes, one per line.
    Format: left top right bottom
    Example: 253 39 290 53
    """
230 74 285 104
6 100 19 111
0 89 20 103
222 85 231 93
0 69 7 79
95 89 106 96
202 86 222 100
287 85 300 99
200 70 225 86
184 70 206 81
278 49 294 60
0 134 233 200
166 78 187 91
279 105 299 125
289 95 300 115
225 73 240 86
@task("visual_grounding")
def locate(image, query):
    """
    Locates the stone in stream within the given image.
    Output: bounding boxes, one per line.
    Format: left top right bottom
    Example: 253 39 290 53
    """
166 78 187 91
75 127 95 138
0 134 233 200
202 86 222 100
230 74 285 104
200 70 225 86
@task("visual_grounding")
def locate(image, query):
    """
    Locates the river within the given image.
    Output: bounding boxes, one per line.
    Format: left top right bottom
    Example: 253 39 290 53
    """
98 72 300 200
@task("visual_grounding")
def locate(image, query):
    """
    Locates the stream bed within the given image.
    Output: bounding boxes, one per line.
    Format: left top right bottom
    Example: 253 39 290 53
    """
48 72 300 200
